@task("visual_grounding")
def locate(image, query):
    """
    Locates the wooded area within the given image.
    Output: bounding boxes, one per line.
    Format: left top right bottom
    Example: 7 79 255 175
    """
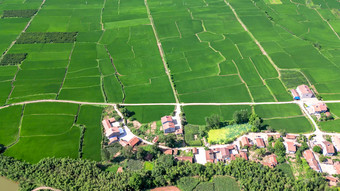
2 10 37 18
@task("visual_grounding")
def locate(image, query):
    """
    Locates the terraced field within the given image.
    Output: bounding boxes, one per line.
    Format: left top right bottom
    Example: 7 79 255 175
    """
0 0 339 162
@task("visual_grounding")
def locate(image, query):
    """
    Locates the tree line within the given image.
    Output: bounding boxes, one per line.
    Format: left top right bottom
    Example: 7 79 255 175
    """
2 10 37 18
0 154 332 191
16 32 78 44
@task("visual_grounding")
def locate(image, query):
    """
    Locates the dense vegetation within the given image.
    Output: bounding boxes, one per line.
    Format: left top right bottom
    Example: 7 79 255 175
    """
0 154 331 191
2 10 37 18
0 53 27 65
16 32 78 44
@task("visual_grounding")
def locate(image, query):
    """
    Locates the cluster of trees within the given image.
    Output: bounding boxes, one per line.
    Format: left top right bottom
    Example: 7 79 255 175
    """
0 53 27 65
2 9 37 18
205 110 263 132
0 154 330 191
16 32 78 44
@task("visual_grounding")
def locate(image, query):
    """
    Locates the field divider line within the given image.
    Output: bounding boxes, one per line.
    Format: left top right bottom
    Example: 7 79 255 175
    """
6 104 25 149
249 57 278 102
56 41 77 99
225 1 281 77
314 8 340 40
0 0 46 62
5 65 20 105
104 46 126 103
144 0 179 104
231 60 255 103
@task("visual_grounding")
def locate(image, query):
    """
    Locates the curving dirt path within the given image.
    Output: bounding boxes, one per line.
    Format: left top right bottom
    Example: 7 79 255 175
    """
32 186 61 191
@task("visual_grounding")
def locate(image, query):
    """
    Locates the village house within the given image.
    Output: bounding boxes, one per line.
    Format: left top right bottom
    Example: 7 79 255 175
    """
241 137 252 147
303 150 321 172
326 176 339 187
213 147 231 162
102 117 124 144
161 116 176 134
255 137 265 148
205 150 215 163
290 89 300 100
296 84 314 99
263 154 278 168
286 134 296 140
128 136 140 147
322 141 335 156
231 151 248 161
308 102 328 114
285 141 296 154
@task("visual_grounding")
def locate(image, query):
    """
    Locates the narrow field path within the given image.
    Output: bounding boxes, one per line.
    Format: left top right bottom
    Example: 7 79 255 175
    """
314 8 340 40
144 0 179 104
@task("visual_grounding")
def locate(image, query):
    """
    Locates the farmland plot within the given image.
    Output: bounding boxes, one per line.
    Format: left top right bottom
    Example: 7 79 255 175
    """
255 104 313 133
148 0 281 103
228 0 340 100
4 102 81 163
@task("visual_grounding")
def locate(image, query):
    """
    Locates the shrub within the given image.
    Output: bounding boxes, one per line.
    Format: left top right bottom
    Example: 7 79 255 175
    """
177 177 200 191
313 146 322 154
0 53 27 65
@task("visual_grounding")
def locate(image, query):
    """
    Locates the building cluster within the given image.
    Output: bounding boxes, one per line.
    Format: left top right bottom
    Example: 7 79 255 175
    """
161 115 183 135
290 85 330 119
204 144 247 163
163 148 193 163
102 117 125 144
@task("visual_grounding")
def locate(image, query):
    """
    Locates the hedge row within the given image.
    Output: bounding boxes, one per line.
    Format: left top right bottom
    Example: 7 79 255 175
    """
16 32 78 44
0 53 27 65
2 10 37 18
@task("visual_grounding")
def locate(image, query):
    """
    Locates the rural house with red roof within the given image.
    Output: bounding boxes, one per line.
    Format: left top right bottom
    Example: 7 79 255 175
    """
161 116 176 134
296 84 314 98
303 150 321 172
255 137 265 148
322 141 335 156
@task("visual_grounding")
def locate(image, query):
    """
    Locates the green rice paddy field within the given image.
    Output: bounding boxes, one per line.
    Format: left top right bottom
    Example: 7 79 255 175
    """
0 0 339 162
2 102 103 163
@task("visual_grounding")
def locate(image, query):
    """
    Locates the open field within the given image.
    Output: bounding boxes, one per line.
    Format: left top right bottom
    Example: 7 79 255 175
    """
254 104 303 118
0 105 22 146
4 126 80 164
76 105 103 161
264 117 313 133
184 105 252 125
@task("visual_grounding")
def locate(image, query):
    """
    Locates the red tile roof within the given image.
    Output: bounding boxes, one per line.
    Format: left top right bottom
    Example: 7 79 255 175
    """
163 122 175 131
240 151 248 160
291 89 299 97
286 142 296 152
323 141 335 154
297 85 313 95
205 150 214 163
303 150 320 171
286 134 296 139
161 116 173 124
256 138 265 147
326 176 338 182
175 128 183 135
128 137 140 147
164 149 173 155
214 147 230 160
241 137 251 147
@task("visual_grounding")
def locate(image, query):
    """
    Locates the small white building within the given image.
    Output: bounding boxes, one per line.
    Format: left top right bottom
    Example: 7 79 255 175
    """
296 84 314 99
